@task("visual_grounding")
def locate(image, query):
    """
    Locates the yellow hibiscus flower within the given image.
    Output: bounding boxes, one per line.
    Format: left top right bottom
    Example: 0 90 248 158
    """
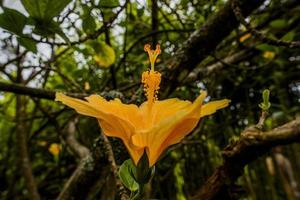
55 44 230 166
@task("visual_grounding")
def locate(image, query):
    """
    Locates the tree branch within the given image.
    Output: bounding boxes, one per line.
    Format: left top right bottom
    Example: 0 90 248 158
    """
185 48 258 83
0 81 87 100
160 0 264 97
16 96 41 200
62 118 90 159
190 118 300 200
231 0 300 48
101 133 129 200
57 137 111 200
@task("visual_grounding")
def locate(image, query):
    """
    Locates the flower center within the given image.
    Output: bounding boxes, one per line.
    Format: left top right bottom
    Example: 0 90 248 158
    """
142 44 161 107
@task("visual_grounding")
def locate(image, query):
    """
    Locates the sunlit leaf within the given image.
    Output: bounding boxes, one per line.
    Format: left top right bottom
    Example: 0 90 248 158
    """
91 41 116 68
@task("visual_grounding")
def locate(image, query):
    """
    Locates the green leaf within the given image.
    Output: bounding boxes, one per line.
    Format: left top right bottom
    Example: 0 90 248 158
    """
259 89 271 111
17 37 38 53
269 19 288 29
281 31 295 41
33 20 70 44
0 7 27 35
99 0 119 7
82 15 96 34
118 159 139 192
91 41 116 68
256 44 275 52
21 0 72 20
131 151 155 184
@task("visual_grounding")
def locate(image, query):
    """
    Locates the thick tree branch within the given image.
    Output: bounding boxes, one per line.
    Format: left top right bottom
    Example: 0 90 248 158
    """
231 0 300 48
185 48 258 83
0 81 87 100
16 96 41 200
161 0 264 96
57 137 111 200
190 118 300 200
62 119 90 159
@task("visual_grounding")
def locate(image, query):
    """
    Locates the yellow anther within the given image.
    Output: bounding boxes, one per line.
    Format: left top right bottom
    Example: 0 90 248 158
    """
144 44 161 71
142 70 161 107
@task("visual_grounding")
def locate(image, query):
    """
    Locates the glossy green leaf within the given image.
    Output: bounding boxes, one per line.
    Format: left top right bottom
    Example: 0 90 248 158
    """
0 8 27 35
17 37 38 53
118 159 139 192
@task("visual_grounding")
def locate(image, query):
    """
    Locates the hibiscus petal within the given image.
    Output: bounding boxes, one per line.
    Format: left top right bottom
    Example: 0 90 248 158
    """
131 91 230 166
131 110 189 166
55 93 101 118
98 120 144 165
56 93 144 164
200 99 230 117
86 95 143 130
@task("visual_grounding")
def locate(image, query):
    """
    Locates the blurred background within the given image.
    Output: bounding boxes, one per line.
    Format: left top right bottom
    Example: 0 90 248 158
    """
0 0 299 199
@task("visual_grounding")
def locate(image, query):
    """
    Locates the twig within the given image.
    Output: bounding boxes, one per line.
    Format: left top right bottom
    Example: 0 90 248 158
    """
115 29 194 72
151 0 158 46
256 110 268 130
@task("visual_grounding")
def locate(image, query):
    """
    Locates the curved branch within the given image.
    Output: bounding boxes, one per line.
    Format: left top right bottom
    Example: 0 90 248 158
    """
190 118 300 200
63 119 90 159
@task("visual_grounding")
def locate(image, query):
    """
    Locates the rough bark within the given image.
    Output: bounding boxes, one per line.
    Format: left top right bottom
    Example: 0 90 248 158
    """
161 0 263 96
16 96 41 200
190 119 300 200
57 137 111 200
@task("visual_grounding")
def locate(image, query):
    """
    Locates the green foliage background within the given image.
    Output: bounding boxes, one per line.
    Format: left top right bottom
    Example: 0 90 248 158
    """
0 0 299 199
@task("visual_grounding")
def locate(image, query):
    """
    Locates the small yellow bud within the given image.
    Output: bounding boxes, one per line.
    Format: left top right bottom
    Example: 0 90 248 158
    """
48 143 61 156
263 51 275 59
